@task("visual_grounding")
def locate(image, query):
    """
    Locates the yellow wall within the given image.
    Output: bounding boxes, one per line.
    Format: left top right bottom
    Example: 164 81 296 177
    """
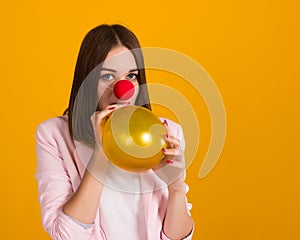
1 0 299 239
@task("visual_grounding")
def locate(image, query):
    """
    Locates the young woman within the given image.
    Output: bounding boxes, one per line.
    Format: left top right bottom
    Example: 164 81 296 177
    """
36 24 194 240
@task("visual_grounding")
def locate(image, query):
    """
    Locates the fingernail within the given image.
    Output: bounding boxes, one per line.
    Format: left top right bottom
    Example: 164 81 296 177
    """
108 107 115 110
164 119 168 126
162 148 166 153
165 134 169 139
166 160 174 164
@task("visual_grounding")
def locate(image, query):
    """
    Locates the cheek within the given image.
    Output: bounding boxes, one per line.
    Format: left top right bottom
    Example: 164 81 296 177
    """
134 85 139 98
133 81 140 98
97 82 104 99
98 82 112 99
97 87 103 100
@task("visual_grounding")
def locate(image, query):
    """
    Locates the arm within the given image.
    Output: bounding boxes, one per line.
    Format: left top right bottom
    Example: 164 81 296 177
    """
36 122 100 240
36 106 118 239
63 105 119 224
159 120 194 239
62 150 104 224
162 184 193 240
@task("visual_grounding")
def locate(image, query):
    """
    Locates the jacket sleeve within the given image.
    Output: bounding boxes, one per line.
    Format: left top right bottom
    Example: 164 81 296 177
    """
160 119 194 240
35 122 102 240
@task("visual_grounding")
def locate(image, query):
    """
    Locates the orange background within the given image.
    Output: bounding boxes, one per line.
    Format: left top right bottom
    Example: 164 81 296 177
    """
1 0 300 239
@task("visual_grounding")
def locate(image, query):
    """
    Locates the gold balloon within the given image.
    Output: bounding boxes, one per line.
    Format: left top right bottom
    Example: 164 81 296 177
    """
102 106 166 172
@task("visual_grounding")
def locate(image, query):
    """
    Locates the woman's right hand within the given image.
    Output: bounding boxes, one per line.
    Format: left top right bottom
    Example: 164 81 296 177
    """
88 104 128 177
90 104 129 152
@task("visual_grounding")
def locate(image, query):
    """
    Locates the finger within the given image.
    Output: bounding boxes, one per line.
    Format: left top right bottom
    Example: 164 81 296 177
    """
92 104 126 147
163 119 181 148
94 103 127 124
163 119 174 136
162 147 181 157
90 112 96 125
165 134 181 149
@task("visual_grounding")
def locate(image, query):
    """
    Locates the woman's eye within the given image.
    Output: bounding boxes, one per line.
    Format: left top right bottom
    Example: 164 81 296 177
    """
101 74 115 81
127 73 138 80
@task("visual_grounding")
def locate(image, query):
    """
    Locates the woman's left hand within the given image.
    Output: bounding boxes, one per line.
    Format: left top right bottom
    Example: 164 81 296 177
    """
153 120 186 192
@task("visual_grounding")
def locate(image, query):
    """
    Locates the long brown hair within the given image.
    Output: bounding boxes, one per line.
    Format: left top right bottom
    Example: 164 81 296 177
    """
64 24 151 147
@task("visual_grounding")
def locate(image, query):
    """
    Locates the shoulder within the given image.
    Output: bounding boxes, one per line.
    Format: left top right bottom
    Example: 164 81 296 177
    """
36 115 70 141
37 115 68 130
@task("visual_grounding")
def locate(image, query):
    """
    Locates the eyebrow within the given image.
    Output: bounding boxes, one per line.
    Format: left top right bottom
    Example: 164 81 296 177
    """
100 68 117 72
100 68 138 73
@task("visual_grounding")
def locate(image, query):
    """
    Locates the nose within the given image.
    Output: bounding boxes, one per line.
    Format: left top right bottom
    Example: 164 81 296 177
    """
113 80 135 100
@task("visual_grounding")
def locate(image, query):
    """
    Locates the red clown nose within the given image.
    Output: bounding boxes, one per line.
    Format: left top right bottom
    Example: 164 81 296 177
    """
113 80 135 100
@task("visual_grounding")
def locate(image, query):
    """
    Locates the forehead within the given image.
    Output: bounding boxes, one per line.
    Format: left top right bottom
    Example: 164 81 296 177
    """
102 47 137 73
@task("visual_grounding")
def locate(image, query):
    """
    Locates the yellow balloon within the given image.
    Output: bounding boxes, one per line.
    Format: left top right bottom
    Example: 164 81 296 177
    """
102 106 166 172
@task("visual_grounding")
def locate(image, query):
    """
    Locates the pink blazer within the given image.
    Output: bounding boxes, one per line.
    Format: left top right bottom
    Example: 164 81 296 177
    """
36 115 193 240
